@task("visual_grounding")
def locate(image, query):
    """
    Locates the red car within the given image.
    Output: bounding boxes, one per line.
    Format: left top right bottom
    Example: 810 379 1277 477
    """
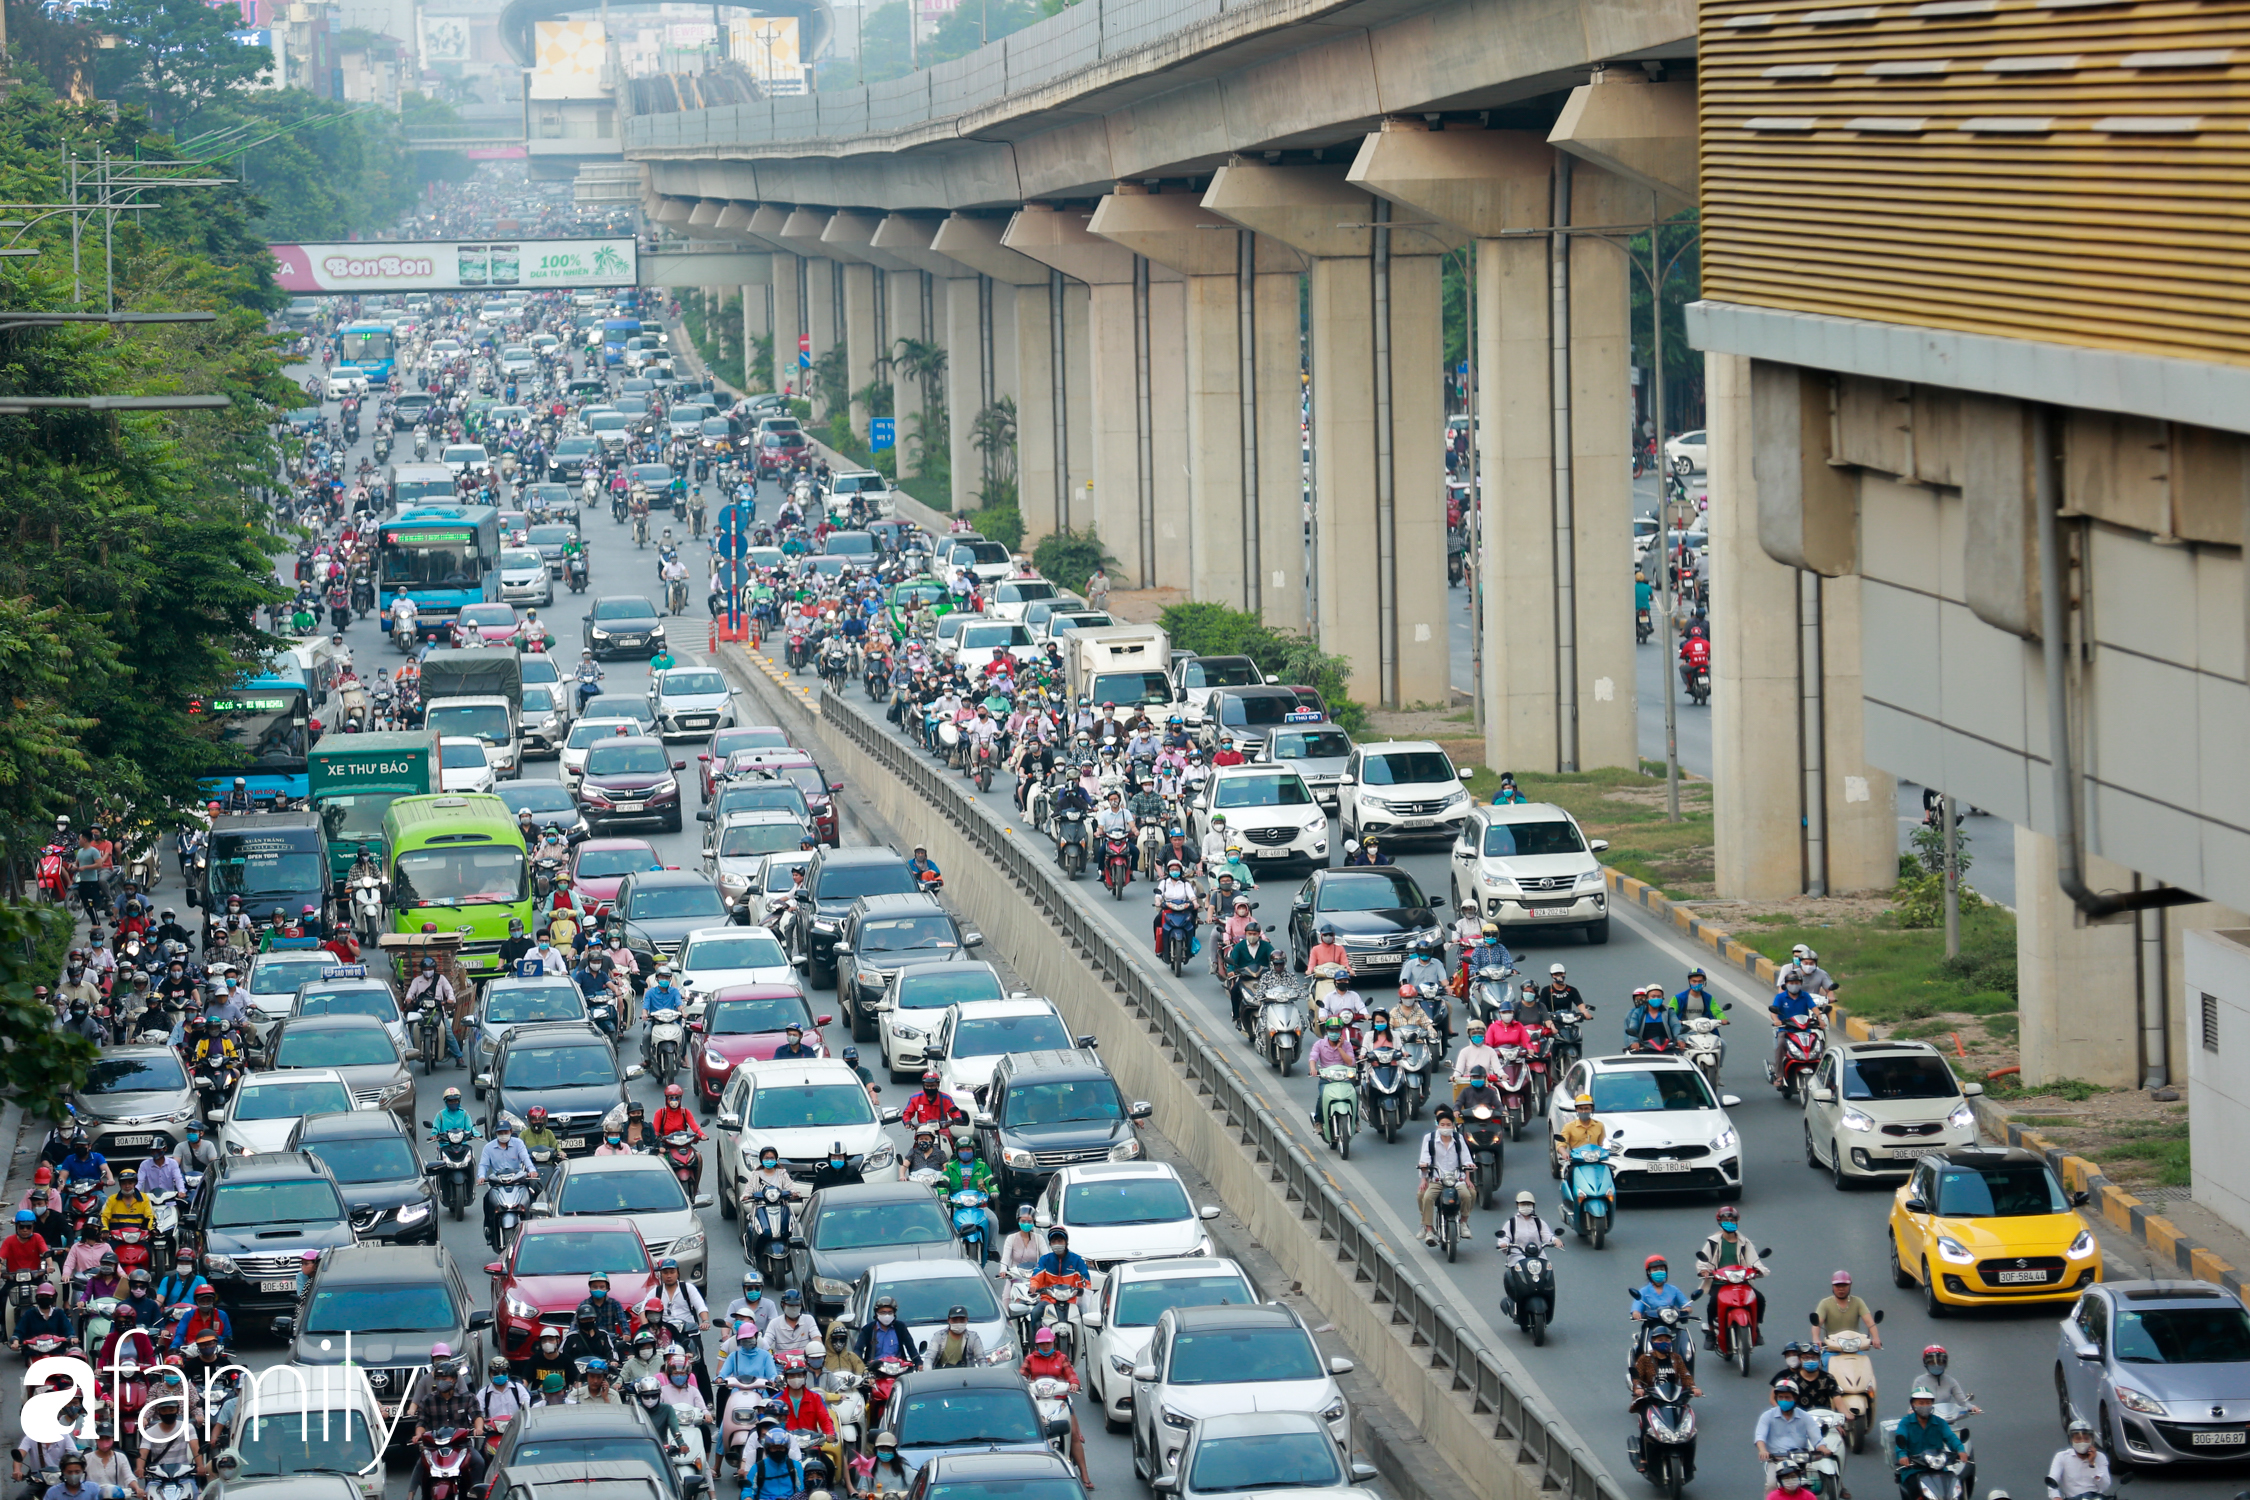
698 726 793 803
754 753 842 846
488 1217 660 1365
688 984 834 1107
568 838 664 913
451 602 533 647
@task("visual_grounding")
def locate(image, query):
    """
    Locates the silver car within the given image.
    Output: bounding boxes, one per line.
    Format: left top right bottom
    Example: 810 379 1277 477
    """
2059 1280 2250 1465
1158 1412 1379 1500
541 1152 714 1288
648 667 737 741
520 683 571 756
706 811 819 905
67 1047 198 1167
264 1014 417 1121
1261 721 1354 806
497 549 552 606
1131 1304 1352 1484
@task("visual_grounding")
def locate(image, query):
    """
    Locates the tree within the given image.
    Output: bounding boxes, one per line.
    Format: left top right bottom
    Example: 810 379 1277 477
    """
90 0 270 126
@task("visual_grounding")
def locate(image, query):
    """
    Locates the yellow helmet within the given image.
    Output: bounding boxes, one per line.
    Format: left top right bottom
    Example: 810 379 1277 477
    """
1573 1093 1593 1109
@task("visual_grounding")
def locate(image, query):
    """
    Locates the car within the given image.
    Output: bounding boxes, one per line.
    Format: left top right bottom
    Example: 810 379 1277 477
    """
1128 1304 1352 1484
820 531 877 562
1200 686 1312 758
836 894 985 1042
441 444 492 477
440 736 497 794
611 869 729 957
487 1216 661 1365
499 547 554 606
687 985 832 1110
2057 1280 2250 1465
208 1470 366 1500
282 1244 488 1426
519 684 572 755
328 364 368 396
747 853 814 927
696 726 793 802
216 1069 358 1156
525 523 579 572
581 693 659 736
584 595 666 659
284 1108 438 1245
219 1369 389 1498
706 810 815 904
577 736 690 833
67 1046 197 1166
561 719 644 787
498 782 589 843
879 1363 1068 1477
1188 764 1329 872
1172 655 1268 726
1888 1146 2098 1312
1335 740 1473 849
952 620 1038 674
455 605 548 653
519 654 564 692
905 1450 1082 1500
1156 1411 1380 1500
428 695 522 779
1262 721 1354 808
1020 595 1087 633
924 998 1081 1110
787 846 921 992
714 1057 901 1211
499 346 537 376
725 752 840 845
542 1152 714 1287
843 1259 1014 1368
552 436 601 481
984 578 1059 624
628 461 673 495
1664 428 1708 474
942 538 1016 588
1546 1054 1744 1193
474 976 590 1079
1446 800 1612 942
666 406 708 441
1032 1162 1219 1269
1079 1257 1259 1430
699 417 733 452
783 1179 965 1320
877 962 1009 1078
699 778 817 864
243 950 344 1049
587 411 632 451
1803 1039 1985 1184
264 1013 417 1121
826 468 891 512
191 1150 358 1317
676 925 798 997
972 1050 1152 1205
569 837 666 912
648 667 737 741
480 1022 644 1154
1042 610 1115 643
289 975 410 1055
1283 868 1441 980
485 1394 698 1500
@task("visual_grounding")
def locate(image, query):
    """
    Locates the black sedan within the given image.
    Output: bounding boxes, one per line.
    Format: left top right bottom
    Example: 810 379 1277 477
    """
1285 866 1441 979
582 595 665 659
786 1179 968 1321
283 1111 438 1245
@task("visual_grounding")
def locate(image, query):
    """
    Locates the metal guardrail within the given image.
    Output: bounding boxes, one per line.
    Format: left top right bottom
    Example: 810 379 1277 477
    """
817 685 1623 1500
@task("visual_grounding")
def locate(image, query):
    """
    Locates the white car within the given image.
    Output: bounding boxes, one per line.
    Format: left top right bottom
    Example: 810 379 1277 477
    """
497 548 552 606
1130 1304 1352 1485
1033 1163 1218 1271
713 1057 900 1189
1803 1038 1983 1183
825 470 891 518
216 1069 358 1156
648 667 737 741
1160 1412 1381 1500
984 578 1058 624
1664 428 1708 474
676 925 799 1007
477 301 514 324
438 736 496 794
542 1152 715 1288
952 621 1038 675
925 997 1079 1111
1446 801 1612 942
1547 1053 1744 1193
326 365 368 396
943 538 1015 588
440 444 491 477
877 963 1009 1079
1188 764 1328 871
1335 740 1472 849
1079 1257 1260 1430
499 346 537 377
561 718 643 787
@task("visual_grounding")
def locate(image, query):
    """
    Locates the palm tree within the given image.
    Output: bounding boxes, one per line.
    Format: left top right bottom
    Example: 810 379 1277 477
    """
890 337 947 414
969 397 1018 485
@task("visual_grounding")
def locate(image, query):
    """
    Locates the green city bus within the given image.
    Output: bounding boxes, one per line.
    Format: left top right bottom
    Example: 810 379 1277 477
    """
380 794 532 978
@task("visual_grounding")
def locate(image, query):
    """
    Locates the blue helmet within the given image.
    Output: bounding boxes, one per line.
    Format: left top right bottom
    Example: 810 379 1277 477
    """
13 1210 32 1225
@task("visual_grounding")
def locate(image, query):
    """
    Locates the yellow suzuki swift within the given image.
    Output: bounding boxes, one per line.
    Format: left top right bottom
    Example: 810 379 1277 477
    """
1889 1147 2100 1315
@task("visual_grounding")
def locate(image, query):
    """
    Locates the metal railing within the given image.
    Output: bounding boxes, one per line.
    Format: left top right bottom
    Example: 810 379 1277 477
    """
819 686 1623 1500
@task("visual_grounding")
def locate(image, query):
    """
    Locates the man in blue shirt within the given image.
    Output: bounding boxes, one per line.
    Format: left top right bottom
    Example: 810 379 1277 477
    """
1033 1228 1091 1282
476 1120 535 1252
853 1293 922 1369
906 847 942 884
1673 967 1728 1069
55 1139 109 1194
1768 976 1819 1081
771 1023 818 1060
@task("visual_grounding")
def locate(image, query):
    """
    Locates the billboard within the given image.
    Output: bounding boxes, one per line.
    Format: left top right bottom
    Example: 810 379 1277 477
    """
418 12 471 63
531 19 605 99
727 15 799 81
269 238 637 293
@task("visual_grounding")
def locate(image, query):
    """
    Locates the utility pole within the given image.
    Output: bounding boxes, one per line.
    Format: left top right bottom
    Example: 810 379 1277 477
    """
1942 793 1961 958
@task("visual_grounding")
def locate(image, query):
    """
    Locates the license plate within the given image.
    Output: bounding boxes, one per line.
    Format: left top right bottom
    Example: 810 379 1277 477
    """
1530 908 1568 918
1648 1158 1690 1173
259 1279 295 1293
1890 1145 1942 1158
2191 1430 2247 1447
615 803 643 812
1994 1269 2051 1284
109 1136 153 1148
1399 817 1435 828
558 1137 584 1150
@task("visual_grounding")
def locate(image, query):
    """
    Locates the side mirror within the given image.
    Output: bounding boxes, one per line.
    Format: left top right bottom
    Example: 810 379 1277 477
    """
484 1261 504 1276
1809 1088 1834 1104
1351 1463 1379 1482
1048 1418 1074 1442
786 1234 806 1249
924 1046 946 1061
698 809 714 822
2070 1190 2090 1207
1961 1082 1985 1097
624 1065 645 1080
814 1014 834 1027
830 781 844 793
1197 1205 1220 1221
1458 769 1472 781
1128 1101 1153 1121
1873 1309 1886 1324
1720 1094 1743 1108
973 1112 996 1129
476 1074 495 1089
1034 1211 1052 1229
1327 1355 1354 1375
466 1310 494 1331
717 1113 742 1130
1590 840 1610 853
964 933 983 949
672 762 687 772
1903 1199 1928 1215
878 1107 902 1125
271 1315 296 1337
1075 1034 1097 1049
693 1193 716 1209
1132 1364 1157 1383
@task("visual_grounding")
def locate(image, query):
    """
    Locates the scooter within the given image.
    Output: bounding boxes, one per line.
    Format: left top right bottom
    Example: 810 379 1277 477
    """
1821 1319 1883 1453
350 872 385 943
484 1166 536 1255
1257 982 1304 1077
1360 1043 1407 1144
1316 1064 1360 1159
1767 1012 1826 1103
1709 1262 1766 1375
417 1427 475 1500
1159 901 1197 977
1397 1022 1437 1119
947 1186 992 1262
428 1125 477 1220
744 1182 799 1284
1626 1364 1698 1500
1878 1401 1971 1500
1102 832 1134 900
1501 1245 1557 1344
647 1005 687 1086
1559 1139 1618 1248
1430 1171 1465 1262
863 1357 912 1438
1680 1013 1726 1090
1054 808 1089 878
1463 1104 1505 1209
1494 1045 1533 1141
1890 1447 1969 1500
660 1131 702 1198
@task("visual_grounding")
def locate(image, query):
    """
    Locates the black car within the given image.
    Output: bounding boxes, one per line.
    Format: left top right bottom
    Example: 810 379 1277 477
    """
787 1179 968 1321
480 1022 642 1154
489 1398 706 1500
1284 867 1441 979
906 1447 1085 1500
576 735 690 834
496 780 591 840
552 435 601 482
190 1151 360 1316
277 1243 488 1431
391 392 438 425
785 846 919 992
610 869 730 960
1200 686 1311 757
284 1109 436 1245
834 893 984 1043
522 482 580 527
584 595 666 660
972 1051 1152 1204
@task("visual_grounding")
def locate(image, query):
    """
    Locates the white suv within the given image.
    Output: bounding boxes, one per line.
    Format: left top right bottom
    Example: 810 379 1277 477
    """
1188 764 1329 871
1447 801 1612 943
1336 741 1472 848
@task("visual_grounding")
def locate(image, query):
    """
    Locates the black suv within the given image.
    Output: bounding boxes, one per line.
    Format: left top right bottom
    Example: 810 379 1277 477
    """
489 1396 707 1500
784 846 918 990
972 1051 1152 1204
837 893 984 1042
191 1152 360 1317
481 1022 642 1154
278 1243 489 1434
284 1109 437 1245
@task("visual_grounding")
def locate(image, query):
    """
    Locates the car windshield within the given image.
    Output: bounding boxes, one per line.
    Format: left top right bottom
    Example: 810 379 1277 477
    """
302 1134 418 1185
2112 1305 2250 1364
1932 1164 2070 1217
251 958 333 995
897 970 1006 1011
503 1043 618 1090
586 744 670 777
749 1082 873 1129
1482 820 1587 857
508 1436 669 1486
1185 659 1261 689
485 984 585 1026
568 721 639 749
1190 1430 1342 1493
705 996 808 1034
1212 774 1312 810
1216 695 1290 728
1318 871 1428 912
524 688 560 713
720 823 806 858
82 1054 188 1095
274 1031 398 1069
584 698 655 725
1841 1054 1960 1102
1362 751 1455 786
1064 1177 1191 1227
528 526 574 548
1587 1069 1716 1113
716 786 812 822
393 846 527 907
233 1408 374 1478
592 598 657 621
576 846 661 879
815 861 917 900
662 671 726 697
1167 1325 1323 1385
1001 1079 1123 1126
559 1165 688 1215
1114 1272 1253 1328
875 1273 1000 1324
952 1013 1073 1058
512 1229 651 1276
305 1283 456 1334
814 1196 951 1248
859 916 958 953
296 988 400 1025
1272 731 1351 760
235 1079 354 1121
897 1387 1042 1448
502 550 543 571
683 930 786 970
713 729 790 756
626 884 726 920
439 739 494 770
959 624 1034 649
924 1481 1080 1500
209 1178 345 1229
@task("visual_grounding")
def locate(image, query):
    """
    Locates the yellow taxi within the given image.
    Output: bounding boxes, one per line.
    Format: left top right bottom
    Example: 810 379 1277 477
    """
1888 1146 2100 1314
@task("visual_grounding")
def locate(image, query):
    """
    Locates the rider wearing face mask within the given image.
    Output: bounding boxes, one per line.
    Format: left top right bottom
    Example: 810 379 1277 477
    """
1414 1107 1473 1247
1915 1345 1979 1414
852 1294 923 1370
1630 1256 1692 1322
1752 1380 1820 1468
2048 1419 2107 1498
927 1304 989 1369
1771 1342 1838 1412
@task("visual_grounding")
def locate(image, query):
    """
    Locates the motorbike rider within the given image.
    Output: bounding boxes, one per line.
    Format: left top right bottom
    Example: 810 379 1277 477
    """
905 846 942 886
901 1072 967 1131
1630 1255 1693 1323
1754 1379 1822 1467
1673 967 1728 1068
1306 923 1352 974
1695 1207 1770 1345
761 1287 820 1361
1 1213 58 1336
772 1023 817 1060
1773 1343 1839 1412
649 1257 711 1390
1150 861 1198 957
1493 1189 1561 1263
1631 1321 1703 1401
406 957 465 1066
10 1281 70 1353
1224 921 1279 1032
939 1140 1000 1261
431 1085 477 1139
1811 1269 1881 1348
1916 1345 1979 1413
1768 973 1822 1080
524 1328 574 1396
2046 1418 2107 1498
1019 1326 1091 1488
653 1083 703 1143
1414 1107 1474 1247
853 1292 922 1370
474 1117 535 1251
1558 1093 1607 1155
1890 1386 1964 1489
1624 987 1683 1052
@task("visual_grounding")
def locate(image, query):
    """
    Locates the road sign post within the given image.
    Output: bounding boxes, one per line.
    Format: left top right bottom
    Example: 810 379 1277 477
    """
870 417 895 452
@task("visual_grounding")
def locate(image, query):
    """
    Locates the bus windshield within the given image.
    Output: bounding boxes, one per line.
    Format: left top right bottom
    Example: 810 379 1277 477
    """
393 844 528 907
339 327 394 367
381 529 487 587
197 684 311 770
209 831 324 899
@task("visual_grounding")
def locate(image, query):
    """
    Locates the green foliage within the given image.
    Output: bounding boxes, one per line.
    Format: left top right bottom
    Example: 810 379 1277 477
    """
970 397 1017 485
905 405 950 492
853 380 894 421
1628 212 1704 437
1908 819 1973 877
787 398 813 424
1159 601 1369 736
680 290 745 390
747 333 774 393
1033 527 1119 597
88 0 269 127
966 500 1023 550
1747 907 2019 1024
1895 872 1985 929
0 903 100 1115
811 345 850 416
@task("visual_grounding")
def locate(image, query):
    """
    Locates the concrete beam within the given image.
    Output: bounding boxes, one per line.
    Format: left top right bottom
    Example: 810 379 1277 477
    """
933 213 1064 287
1345 126 1554 239
823 210 915 273
1001 203 1164 286
1202 160 1462 260
746 204 797 257
1547 73 1697 211
870 214 971 279
1087 187 1305 278
653 196 695 227
687 199 724 230
775 208 844 261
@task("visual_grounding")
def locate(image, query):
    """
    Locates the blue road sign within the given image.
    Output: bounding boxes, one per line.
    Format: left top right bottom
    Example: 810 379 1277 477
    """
870 417 895 452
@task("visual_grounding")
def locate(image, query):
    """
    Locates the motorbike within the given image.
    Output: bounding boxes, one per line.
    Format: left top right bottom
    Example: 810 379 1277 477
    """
1680 1013 1725 1089
1708 1262 1766 1375
612 495 629 524
785 626 809 673
666 577 690 616
1627 1365 1698 1500
1821 1321 1883 1453
429 1126 476 1220
418 1427 475 1500
587 992 620 1039
1636 607 1653 644
1430 1170 1465 1262
532 852 567 901
1003 1267 1087 1357
108 1222 154 1280
1558 1140 1618 1248
567 555 589 593
647 1005 686 1085
744 1182 799 1283
1055 808 1089 878
1102 832 1134 900
1316 1063 1360 1159
1159 900 1197 977
1257 982 1304 1077
972 740 998 794
1494 1045 1534 1141
1463 1104 1505 1209
1877 1401 1969 1500
634 513 649 549
1682 659 1711 706
190 1059 237 1122
1767 1012 1826 1103
1502 1245 1557 1344
1465 966 1518 1027
1397 1022 1437 1119
863 1356 912 1437
1360 1043 1407 1143
821 1370 869 1450
485 1166 536 1255
1028 1374 1075 1456
946 1187 992 1262
1890 1447 1969 1500
1549 1010 1587 1073
661 1130 702 1198
1631 1302 1699 1381
349 871 385 942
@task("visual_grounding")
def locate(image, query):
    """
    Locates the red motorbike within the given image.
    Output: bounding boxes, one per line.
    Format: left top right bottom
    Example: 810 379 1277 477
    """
1769 1013 1825 1103
417 1427 474 1500
108 1223 154 1280
864 1357 911 1434
1493 1045 1534 1141
1520 1022 1555 1117
1708 1263 1766 1376
660 1130 703 1197
785 625 810 673
1102 832 1134 901
35 843 70 903
64 1187 102 1242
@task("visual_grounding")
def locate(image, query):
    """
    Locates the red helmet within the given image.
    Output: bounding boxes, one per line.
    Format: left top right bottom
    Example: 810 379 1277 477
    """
663 1084 683 1103
526 1106 548 1124
921 1071 941 1089
1644 1254 1669 1274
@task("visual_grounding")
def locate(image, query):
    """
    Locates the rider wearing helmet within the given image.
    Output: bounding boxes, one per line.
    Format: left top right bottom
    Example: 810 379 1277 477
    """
2048 1418 2107 1499
652 1083 702 1143
900 1071 965 1130
1916 1344 1979 1414
1696 1207 1770 1347
1891 1384 1964 1470
1630 1255 1692 1321
1771 1342 1838 1410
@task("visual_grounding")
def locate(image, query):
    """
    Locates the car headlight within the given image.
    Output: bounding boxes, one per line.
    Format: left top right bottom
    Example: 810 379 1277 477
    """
1303 817 1325 834
1481 872 1515 890
1840 1108 1874 1133
1444 789 1468 808
2114 1386 2165 1416
862 1142 895 1170
379 1080 412 1104
1576 869 1605 889
1109 1140 1143 1162
1109 1354 1136 1378
652 779 678 797
504 1292 538 1322
394 1201 432 1227
2067 1228 2096 1259
813 918 840 933
203 1254 238 1277
1002 1147 1036 1169
892 1024 923 1041
812 1275 852 1297
673 1231 705 1258
1159 1405 1194 1431
1319 1400 1347 1424
591 627 610 640
1934 1235 1975 1265
1947 1100 1976 1131
1712 1128 1738 1153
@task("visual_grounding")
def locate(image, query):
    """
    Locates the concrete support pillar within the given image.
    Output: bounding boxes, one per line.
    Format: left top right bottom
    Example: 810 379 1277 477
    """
1088 280 1145 579
2018 829 2143 1088
1252 268 1306 634
840 262 877 437
809 258 842 421
1566 163 1638 768
1481 228 1558 771
944 275 983 513
1061 278 1093 533
1012 278 1059 544
769 250 802 401
887 269 929 477
1179 268 1247 608
931 215 1054 518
